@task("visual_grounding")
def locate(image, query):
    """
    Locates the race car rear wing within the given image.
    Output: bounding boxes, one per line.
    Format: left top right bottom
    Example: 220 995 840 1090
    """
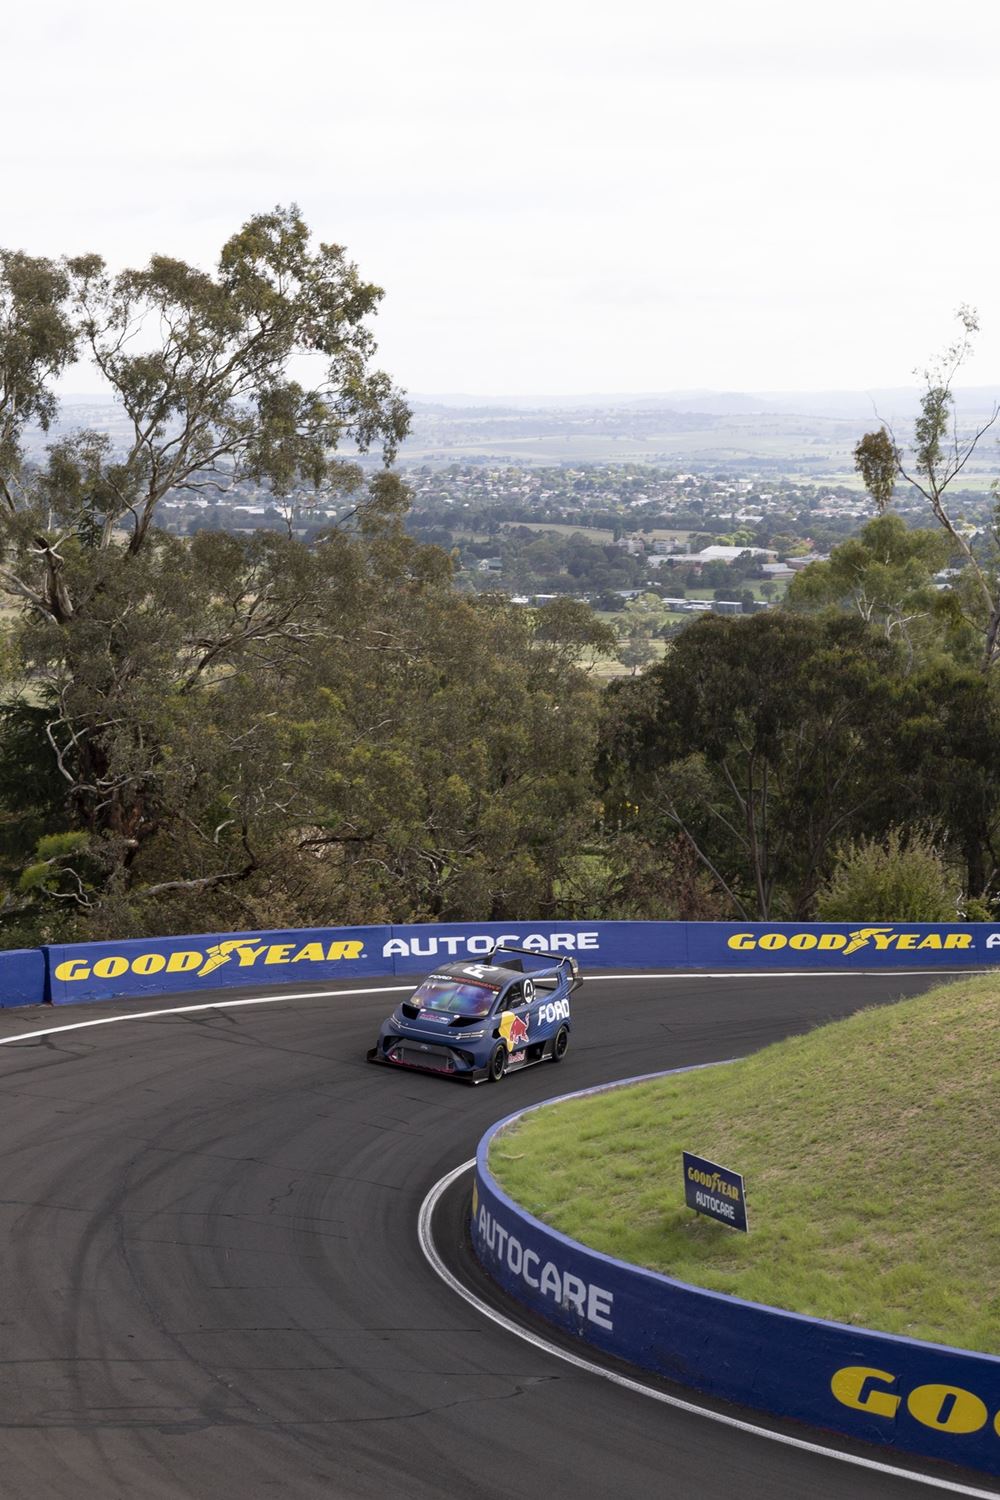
489 943 584 989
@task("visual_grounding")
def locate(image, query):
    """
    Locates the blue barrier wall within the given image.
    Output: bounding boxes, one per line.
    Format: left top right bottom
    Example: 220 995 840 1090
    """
472 1078 1000 1478
2 917 996 1006
383 919 1000 973
0 948 47 1008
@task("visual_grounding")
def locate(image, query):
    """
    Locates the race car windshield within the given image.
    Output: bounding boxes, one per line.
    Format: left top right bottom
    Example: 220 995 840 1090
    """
410 978 495 1018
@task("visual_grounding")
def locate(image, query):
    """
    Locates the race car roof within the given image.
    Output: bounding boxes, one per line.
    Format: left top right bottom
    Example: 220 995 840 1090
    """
431 962 511 986
432 958 557 986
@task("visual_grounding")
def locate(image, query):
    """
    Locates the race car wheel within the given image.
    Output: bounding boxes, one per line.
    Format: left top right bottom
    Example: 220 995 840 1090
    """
551 1025 570 1063
487 1044 507 1083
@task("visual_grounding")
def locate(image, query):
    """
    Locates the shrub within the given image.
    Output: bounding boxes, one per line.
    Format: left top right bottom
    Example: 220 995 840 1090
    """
815 827 959 922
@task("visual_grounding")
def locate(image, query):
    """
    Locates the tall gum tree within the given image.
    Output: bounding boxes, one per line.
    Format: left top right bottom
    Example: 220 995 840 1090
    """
0 208 411 915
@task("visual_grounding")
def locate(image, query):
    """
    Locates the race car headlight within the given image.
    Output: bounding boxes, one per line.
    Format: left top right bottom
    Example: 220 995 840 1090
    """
458 1029 485 1039
387 1015 404 1031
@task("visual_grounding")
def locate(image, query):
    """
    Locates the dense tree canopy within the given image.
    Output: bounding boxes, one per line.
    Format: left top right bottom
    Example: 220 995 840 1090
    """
597 607 1000 918
0 504 610 938
786 514 961 664
0 219 997 938
0 213 608 939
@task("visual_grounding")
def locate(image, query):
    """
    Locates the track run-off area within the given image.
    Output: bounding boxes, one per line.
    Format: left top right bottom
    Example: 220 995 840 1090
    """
0 970 995 1500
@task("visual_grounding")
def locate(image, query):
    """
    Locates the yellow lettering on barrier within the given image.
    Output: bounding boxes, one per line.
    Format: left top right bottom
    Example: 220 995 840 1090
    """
166 952 202 973
132 953 166 976
729 928 974 957
327 940 364 960
830 1366 901 1419
907 1384 988 1435
832 1368 1000 1439
53 936 367 987
93 956 128 979
55 959 91 982
292 943 325 962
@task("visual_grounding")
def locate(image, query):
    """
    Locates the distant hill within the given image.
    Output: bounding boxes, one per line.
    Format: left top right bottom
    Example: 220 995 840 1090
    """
413 386 1000 421
31 388 1000 480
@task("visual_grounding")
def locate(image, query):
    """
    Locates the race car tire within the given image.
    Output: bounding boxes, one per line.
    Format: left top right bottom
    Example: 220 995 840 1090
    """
551 1025 570 1062
487 1044 507 1082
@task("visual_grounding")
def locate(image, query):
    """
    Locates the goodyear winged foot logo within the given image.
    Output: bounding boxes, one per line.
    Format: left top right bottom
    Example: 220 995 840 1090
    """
198 939 266 976
842 926 903 955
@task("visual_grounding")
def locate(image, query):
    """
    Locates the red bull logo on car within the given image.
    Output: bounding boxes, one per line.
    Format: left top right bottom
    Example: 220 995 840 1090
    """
498 1012 531 1051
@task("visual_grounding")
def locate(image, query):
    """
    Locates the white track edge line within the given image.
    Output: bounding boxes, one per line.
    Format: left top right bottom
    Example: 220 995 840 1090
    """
0 969 983 1048
0 986 412 1045
418 1160 999 1500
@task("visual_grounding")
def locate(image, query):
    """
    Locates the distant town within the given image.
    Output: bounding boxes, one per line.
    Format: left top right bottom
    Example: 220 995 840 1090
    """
25 393 994 665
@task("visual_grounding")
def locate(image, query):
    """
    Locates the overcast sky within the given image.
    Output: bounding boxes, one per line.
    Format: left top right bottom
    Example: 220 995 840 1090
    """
4 0 999 397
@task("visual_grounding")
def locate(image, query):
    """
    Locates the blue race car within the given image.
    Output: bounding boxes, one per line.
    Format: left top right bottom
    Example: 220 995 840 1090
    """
366 944 582 1083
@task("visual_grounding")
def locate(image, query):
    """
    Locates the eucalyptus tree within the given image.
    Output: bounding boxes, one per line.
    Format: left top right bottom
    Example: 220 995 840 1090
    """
853 307 1000 671
0 209 410 925
786 514 962 666
1 205 408 606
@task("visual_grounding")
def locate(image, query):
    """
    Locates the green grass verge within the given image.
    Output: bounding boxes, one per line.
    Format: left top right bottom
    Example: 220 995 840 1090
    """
490 975 1000 1353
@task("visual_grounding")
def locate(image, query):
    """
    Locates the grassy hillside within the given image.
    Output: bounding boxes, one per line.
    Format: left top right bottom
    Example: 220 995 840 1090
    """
490 975 1000 1352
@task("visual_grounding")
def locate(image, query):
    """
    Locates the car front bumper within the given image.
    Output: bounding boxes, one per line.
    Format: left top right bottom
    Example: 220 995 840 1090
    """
366 1037 488 1083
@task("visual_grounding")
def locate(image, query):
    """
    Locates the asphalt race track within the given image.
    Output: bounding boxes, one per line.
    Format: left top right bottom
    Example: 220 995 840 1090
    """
0 971 995 1500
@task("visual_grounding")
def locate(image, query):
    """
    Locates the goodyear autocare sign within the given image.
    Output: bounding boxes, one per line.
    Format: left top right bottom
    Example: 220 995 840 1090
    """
46 926 389 1004
683 1151 748 1231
